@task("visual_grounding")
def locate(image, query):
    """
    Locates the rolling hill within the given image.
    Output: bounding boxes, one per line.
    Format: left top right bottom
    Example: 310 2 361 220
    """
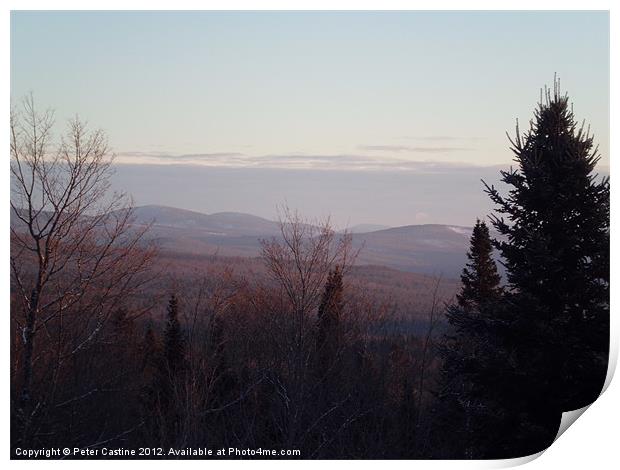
10 204 482 277
126 205 475 277
128 205 282 236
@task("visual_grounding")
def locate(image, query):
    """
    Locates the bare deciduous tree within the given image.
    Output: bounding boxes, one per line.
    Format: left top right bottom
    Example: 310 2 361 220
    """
259 207 358 449
10 95 155 444
260 207 355 328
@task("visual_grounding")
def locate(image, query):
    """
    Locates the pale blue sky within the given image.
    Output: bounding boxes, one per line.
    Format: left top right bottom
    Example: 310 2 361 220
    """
10 11 610 225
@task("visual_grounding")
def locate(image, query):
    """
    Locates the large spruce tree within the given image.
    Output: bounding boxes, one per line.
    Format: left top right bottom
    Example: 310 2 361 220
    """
482 79 610 454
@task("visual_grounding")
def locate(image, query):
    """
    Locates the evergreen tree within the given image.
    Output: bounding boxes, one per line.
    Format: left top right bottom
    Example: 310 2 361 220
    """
315 266 345 413
147 294 187 446
316 267 344 374
436 219 503 458
209 312 237 408
456 220 502 311
163 294 185 375
481 79 610 454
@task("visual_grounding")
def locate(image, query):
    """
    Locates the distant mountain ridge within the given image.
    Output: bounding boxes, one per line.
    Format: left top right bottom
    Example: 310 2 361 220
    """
347 223 392 233
129 204 282 236
125 205 477 278
10 204 483 278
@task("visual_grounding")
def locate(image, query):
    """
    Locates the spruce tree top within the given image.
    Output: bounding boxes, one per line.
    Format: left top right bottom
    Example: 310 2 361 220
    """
484 78 609 303
456 219 502 311
318 266 344 320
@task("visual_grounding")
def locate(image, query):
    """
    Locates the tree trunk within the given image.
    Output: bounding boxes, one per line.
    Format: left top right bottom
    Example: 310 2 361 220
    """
19 288 38 445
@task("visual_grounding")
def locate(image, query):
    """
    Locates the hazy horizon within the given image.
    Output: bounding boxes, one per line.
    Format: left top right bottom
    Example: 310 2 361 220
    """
110 162 508 227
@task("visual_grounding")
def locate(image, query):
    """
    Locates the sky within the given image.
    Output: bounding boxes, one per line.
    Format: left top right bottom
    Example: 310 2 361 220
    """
10 11 609 226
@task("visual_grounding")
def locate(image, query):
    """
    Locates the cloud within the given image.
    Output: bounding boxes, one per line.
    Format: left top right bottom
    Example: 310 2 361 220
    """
358 145 474 153
358 145 414 152
119 151 246 160
115 149 502 173
414 212 430 223
175 152 246 159
399 136 485 142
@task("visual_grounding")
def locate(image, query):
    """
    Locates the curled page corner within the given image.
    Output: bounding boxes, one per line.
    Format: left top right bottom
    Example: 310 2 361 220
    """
482 450 544 469
545 358 617 456
486 403 594 468
555 405 591 441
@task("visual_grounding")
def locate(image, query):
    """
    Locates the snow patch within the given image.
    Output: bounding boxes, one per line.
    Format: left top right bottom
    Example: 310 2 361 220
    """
447 226 471 236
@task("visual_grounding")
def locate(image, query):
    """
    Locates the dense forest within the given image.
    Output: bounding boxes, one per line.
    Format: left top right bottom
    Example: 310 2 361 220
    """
10 81 609 459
